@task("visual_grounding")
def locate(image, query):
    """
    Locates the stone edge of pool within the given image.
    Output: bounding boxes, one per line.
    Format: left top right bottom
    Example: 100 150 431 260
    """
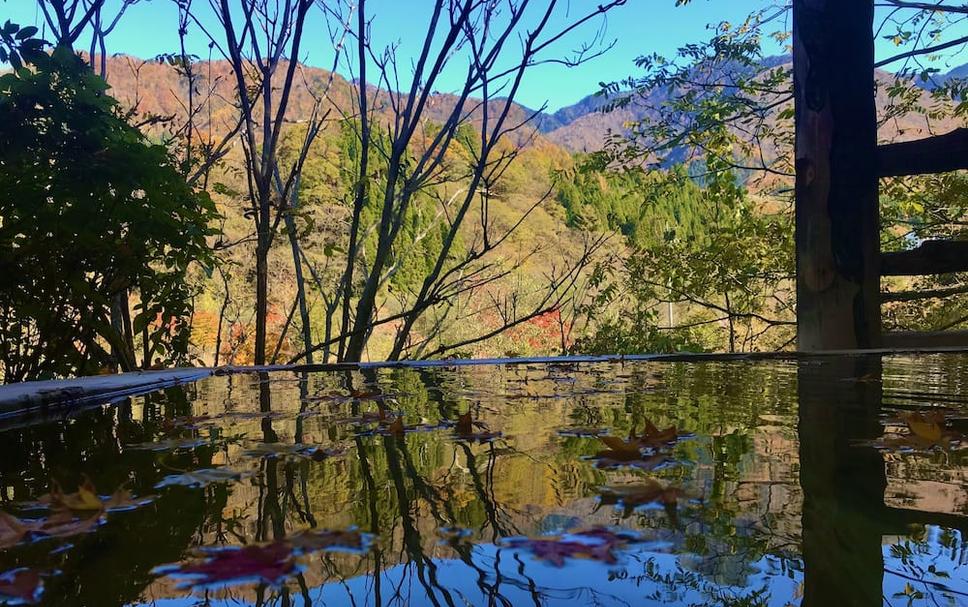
3 345 968 418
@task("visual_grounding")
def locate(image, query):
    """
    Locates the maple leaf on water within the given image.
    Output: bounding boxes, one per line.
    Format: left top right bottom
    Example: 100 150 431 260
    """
39 477 103 512
869 410 963 451
242 443 344 462
0 508 101 549
154 542 299 590
0 512 33 549
155 468 255 489
287 528 374 555
31 477 154 514
453 412 502 443
126 438 211 452
597 479 685 519
901 411 957 444
0 568 44 605
502 527 642 568
153 529 373 590
102 488 156 513
591 419 679 468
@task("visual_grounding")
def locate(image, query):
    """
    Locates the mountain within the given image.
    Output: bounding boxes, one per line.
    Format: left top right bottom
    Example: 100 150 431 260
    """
534 57 964 154
99 53 962 160
920 61 968 90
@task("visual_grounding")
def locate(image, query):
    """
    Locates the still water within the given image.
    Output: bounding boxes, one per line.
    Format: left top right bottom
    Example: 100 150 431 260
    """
0 355 966 606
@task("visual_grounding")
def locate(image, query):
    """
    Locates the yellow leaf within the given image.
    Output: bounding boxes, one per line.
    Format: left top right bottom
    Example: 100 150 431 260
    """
901 412 944 443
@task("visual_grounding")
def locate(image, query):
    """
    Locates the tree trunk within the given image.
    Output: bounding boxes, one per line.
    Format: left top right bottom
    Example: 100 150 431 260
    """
285 208 313 364
254 240 269 366
793 0 881 350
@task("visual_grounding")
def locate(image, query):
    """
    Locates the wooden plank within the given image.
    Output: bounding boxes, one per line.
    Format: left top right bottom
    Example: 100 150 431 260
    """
880 240 968 276
0 368 213 415
882 330 968 349
881 284 968 302
794 0 881 350
877 127 968 177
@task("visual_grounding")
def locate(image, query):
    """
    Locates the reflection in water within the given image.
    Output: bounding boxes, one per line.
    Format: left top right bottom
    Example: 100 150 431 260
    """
0 356 965 606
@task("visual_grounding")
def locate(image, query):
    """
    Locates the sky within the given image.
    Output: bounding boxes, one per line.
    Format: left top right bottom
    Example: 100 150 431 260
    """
3 1 967 112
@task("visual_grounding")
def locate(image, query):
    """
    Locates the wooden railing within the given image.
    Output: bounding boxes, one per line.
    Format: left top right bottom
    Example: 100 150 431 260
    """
876 129 968 348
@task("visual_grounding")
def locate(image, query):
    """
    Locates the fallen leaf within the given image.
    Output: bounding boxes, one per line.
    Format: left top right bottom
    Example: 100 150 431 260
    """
901 411 947 443
0 512 34 549
593 420 678 464
0 568 43 604
35 509 101 539
153 529 374 590
102 489 156 513
242 443 343 461
597 480 684 518
126 438 211 452
287 528 373 554
502 527 641 567
39 477 103 512
385 417 405 437
155 468 254 489
154 542 299 589
454 412 502 442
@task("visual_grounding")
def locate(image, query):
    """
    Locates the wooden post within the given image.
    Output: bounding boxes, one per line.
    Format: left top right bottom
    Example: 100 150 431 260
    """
794 0 881 350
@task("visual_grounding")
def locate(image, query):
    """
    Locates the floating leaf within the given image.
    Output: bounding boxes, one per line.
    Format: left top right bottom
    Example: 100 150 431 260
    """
867 410 963 451
39 477 103 512
154 529 373 590
155 468 254 489
30 478 153 514
126 438 210 452
454 412 502 442
592 420 678 465
0 512 33 549
33 509 101 539
287 528 373 554
242 443 343 462
0 509 102 548
597 479 684 518
153 542 299 589
502 527 641 567
102 489 156 513
0 568 43 604
901 411 946 443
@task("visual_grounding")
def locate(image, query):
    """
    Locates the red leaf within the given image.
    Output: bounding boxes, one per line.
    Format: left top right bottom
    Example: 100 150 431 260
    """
0 568 44 604
156 543 298 589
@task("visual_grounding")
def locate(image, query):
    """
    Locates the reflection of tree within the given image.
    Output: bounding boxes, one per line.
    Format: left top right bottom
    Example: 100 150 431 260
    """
0 387 226 607
798 357 968 607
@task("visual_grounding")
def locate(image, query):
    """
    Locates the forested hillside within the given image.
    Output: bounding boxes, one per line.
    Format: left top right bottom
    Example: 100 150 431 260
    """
2 0 966 381
88 48 965 363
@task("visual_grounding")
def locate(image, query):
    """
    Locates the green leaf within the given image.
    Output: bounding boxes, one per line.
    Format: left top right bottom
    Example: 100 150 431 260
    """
15 26 37 40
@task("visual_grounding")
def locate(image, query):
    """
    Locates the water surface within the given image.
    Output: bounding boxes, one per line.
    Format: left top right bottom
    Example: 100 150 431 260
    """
0 355 966 606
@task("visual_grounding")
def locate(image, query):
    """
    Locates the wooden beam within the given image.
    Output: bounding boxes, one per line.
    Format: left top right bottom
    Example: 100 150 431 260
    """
877 127 968 177
794 0 881 350
881 284 968 302
882 330 968 349
880 240 968 276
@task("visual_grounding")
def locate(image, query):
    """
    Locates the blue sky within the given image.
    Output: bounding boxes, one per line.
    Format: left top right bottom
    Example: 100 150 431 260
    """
3 1 967 111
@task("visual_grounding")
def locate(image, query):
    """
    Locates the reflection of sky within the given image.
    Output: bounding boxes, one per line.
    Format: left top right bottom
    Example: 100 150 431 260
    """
129 528 968 607
131 544 804 607
882 527 968 605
